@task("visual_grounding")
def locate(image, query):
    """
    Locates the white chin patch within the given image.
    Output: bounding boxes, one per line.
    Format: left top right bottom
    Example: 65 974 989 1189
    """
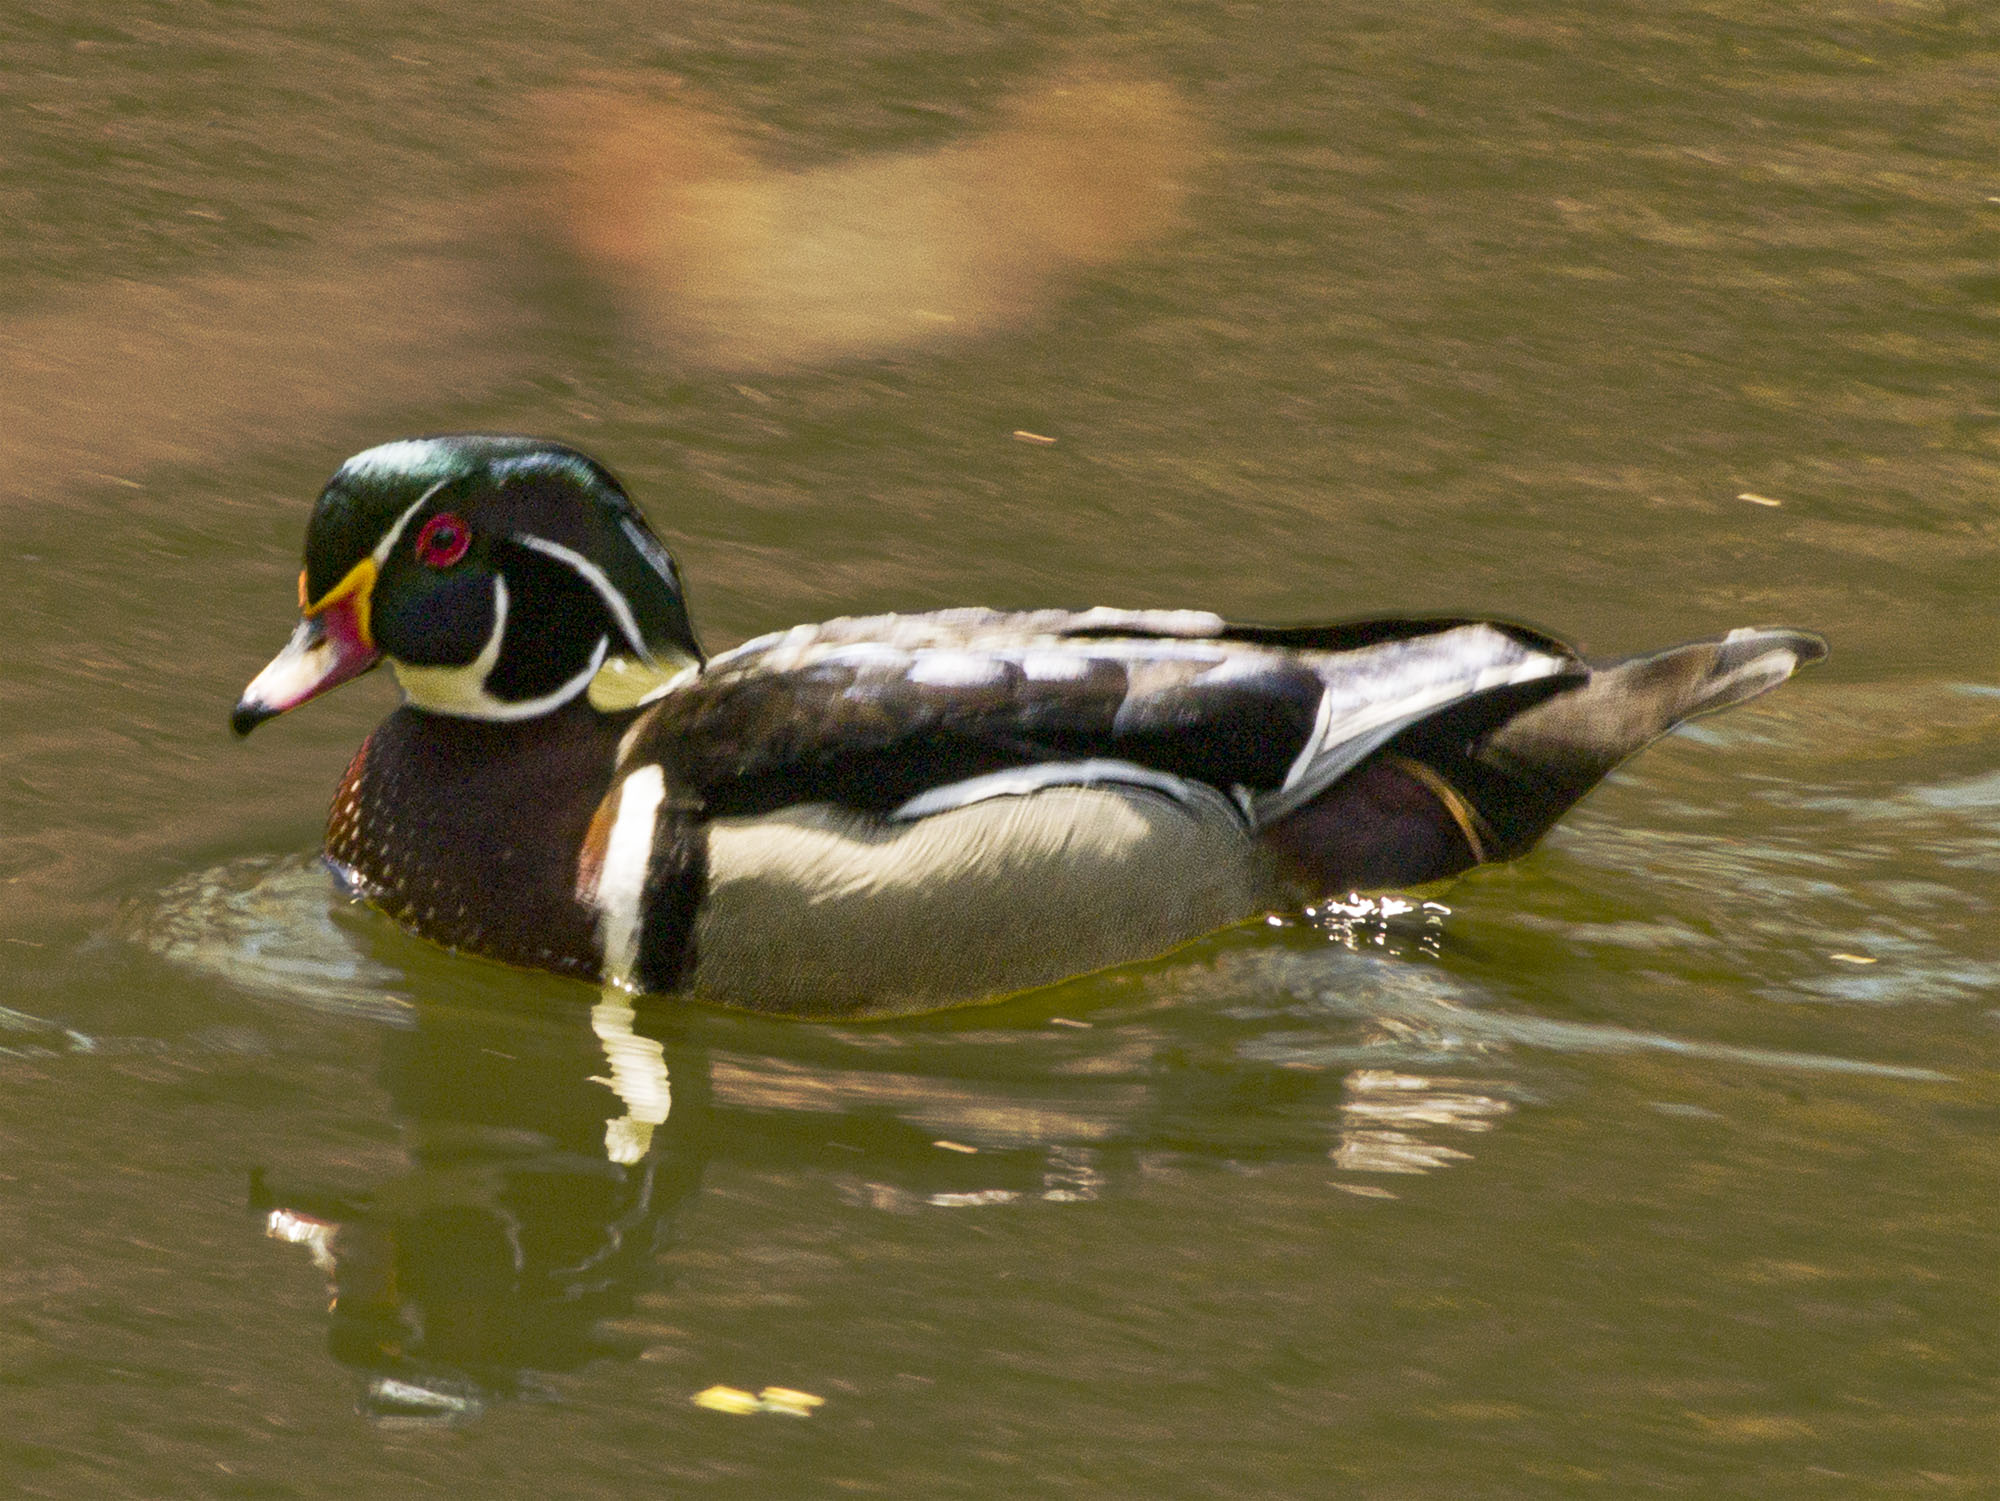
389 574 610 720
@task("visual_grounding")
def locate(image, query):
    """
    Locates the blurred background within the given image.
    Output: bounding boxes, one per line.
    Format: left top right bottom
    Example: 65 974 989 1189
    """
5 1 2000 1494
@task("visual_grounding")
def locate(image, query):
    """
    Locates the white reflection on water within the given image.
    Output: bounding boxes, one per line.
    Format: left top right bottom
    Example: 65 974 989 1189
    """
1311 894 1451 961
1556 711 2000 1011
1229 949 1948 1082
1330 1068 1513 1176
128 854 413 1026
590 993 674 1165
129 856 1958 1082
264 1207 338 1273
122 848 1949 1228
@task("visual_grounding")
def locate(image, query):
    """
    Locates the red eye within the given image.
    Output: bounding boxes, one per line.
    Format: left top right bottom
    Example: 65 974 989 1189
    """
414 512 471 569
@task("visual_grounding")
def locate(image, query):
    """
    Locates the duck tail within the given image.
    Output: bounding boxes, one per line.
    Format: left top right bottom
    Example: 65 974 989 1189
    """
1261 627 1826 893
1455 626 1826 860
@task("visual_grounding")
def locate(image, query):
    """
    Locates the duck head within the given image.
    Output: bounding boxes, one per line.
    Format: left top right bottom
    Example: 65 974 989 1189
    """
233 436 703 735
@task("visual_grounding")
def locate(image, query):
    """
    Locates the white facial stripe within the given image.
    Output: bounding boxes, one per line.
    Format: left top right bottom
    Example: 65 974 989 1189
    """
513 533 653 661
370 477 453 568
595 764 667 989
618 515 682 593
387 573 610 720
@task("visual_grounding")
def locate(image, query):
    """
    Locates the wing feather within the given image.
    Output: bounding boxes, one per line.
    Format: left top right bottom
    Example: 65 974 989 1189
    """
634 612 1583 823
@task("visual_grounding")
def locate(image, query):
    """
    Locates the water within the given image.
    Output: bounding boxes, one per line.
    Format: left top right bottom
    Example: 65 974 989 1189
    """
6 1 2000 1493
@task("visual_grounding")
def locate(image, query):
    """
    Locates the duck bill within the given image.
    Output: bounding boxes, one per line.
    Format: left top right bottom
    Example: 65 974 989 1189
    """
232 592 382 736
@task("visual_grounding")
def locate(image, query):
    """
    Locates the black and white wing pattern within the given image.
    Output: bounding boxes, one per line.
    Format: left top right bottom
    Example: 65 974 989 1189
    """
629 608 1587 827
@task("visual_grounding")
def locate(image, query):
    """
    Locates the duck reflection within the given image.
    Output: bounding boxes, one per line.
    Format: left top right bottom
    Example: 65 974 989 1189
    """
250 991 709 1421
245 979 1181 1419
242 931 1521 1421
121 855 1946 1420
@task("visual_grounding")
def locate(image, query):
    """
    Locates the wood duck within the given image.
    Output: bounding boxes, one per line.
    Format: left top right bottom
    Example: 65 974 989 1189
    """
235 435 1826 1017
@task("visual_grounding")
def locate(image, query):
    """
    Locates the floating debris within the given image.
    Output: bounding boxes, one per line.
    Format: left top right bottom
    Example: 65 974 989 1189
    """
932 1139 979 1154
693 1386 761 1416
1011 430 1057 445
927 1189 1019 1208
1736 492 1784 507
758 1388 826 1418
1829 953 1878 965
692 1384 825 1417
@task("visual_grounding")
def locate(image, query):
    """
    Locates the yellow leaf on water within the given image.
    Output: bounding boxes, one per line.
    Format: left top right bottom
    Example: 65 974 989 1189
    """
693 1385 762 1415
692 1384 826 1417
758 1387 826 1417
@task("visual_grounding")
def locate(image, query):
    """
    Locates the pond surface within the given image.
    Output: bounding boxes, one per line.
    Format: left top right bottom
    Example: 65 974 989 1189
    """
5 1 2000 1494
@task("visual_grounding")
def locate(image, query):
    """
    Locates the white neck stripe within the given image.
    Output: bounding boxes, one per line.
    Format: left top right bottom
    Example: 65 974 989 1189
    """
513 533 654 662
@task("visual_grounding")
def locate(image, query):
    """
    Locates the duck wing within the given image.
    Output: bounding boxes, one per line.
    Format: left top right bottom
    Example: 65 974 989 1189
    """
627 610 1586 826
